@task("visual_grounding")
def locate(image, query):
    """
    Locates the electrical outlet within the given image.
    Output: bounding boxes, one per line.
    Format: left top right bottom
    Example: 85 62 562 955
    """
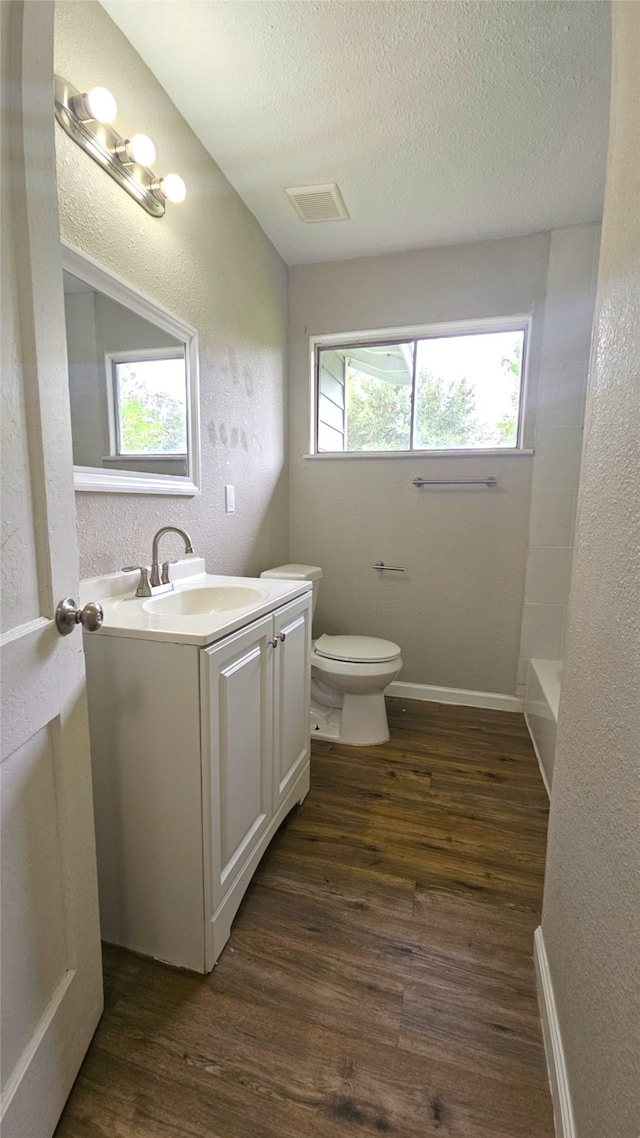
224 484 235 513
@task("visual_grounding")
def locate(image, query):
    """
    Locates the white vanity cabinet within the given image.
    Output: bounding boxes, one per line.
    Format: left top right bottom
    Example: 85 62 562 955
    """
84 589 311 974
200 593 311 966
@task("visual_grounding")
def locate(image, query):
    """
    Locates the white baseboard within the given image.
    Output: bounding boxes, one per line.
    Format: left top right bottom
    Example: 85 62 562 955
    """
534 927 576 1138
524 711 552 800
387 680 523 713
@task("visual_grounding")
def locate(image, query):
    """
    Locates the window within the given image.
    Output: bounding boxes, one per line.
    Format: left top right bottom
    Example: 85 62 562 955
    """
315 321 528 453
106 348 188 457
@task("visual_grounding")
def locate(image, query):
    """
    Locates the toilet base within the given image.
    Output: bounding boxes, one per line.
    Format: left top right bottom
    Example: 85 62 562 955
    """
310 705 340 741
341 692 390 745
309 692 390 746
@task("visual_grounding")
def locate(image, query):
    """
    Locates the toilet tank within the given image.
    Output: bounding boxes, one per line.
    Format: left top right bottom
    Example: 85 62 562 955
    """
260 564 323 617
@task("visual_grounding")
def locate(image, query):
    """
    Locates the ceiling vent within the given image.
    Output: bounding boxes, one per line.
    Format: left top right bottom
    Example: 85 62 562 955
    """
285 182 349 223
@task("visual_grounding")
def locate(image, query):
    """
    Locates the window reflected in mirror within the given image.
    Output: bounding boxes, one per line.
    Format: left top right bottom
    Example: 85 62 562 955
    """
63 270 188 478
110 351 187 458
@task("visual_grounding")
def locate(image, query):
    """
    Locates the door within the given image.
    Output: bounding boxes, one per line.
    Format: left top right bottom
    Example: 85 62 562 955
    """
272 594 312 811
202 615 274 914
0 5 103 1137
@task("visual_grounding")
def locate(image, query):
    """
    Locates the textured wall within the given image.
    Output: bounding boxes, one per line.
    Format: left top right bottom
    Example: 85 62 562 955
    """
288 234 549 694
518 223 600 702
541 4 640 1133
55 1 289 579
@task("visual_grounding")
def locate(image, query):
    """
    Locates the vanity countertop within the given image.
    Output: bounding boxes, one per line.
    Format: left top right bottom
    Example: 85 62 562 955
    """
80 558 311 647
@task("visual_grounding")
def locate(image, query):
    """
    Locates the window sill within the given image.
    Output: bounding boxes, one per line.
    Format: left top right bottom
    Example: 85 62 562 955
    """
102 453 187 464
303 448 534 460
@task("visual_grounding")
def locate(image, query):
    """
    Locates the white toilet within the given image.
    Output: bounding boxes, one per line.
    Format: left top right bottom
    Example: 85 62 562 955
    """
260 564 402 746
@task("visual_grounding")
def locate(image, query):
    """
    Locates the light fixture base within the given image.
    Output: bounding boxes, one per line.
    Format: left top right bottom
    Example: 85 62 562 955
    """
54 75 166 218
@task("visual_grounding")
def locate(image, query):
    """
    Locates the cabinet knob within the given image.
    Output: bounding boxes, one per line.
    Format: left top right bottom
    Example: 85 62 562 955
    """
269 637 279 648
278 632 287 642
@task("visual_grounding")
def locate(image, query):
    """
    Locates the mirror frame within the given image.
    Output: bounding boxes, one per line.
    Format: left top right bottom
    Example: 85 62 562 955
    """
62 241 201 496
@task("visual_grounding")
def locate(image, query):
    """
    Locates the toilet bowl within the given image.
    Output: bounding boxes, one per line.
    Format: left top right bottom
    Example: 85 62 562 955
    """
259 565 402 746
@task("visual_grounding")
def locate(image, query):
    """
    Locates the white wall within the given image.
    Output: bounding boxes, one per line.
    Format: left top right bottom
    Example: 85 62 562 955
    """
518 223 600 698
540 3 640 1133
55 1 289 579
289 234 549 695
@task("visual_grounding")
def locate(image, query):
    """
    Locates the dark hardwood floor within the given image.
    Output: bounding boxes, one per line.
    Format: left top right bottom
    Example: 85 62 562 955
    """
55 698 553 1137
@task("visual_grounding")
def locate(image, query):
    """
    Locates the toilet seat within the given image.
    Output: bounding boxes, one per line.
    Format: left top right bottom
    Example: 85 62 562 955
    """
312 652 401 681
314 634 401 664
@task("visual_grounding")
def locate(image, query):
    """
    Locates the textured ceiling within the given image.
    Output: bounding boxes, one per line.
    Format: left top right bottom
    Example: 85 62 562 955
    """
100 0 611 265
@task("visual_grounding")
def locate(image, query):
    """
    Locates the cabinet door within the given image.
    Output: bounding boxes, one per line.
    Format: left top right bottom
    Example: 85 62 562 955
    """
272 594 312 811
201 615 273 914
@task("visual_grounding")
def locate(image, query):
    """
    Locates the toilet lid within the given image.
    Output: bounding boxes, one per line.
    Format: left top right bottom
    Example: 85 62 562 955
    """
314 634 401 663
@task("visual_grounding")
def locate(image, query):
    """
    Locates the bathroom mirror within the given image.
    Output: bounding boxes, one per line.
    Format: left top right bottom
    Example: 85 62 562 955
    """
62 242 201 494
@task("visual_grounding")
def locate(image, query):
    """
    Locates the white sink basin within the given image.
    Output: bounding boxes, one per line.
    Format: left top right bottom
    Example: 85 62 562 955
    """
144 584 267 616
84 561 310 646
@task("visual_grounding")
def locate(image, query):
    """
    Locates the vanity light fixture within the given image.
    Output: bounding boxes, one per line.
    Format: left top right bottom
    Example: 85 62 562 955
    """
152 173 187 204
115 133 157 167
70 85 118 124
54 75 186 218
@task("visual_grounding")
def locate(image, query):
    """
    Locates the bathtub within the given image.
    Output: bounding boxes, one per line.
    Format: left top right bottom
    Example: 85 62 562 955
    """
524 659 562 797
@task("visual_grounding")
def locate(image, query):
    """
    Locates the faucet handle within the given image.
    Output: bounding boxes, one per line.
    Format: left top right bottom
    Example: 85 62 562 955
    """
161 559 178 586
121 566 152 598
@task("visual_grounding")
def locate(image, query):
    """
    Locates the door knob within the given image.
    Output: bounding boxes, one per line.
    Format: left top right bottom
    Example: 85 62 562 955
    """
55 597 104 636
278 632 286 642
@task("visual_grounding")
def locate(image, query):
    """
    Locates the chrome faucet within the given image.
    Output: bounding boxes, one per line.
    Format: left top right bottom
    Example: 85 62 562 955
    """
150 526 195 588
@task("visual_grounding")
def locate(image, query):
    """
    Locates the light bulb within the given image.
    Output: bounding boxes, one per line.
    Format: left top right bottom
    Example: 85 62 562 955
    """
161 173 186 203
128 133 156 166
85 86 117 124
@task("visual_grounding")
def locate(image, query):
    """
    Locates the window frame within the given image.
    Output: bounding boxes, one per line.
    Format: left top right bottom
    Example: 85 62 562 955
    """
312 315 532 457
